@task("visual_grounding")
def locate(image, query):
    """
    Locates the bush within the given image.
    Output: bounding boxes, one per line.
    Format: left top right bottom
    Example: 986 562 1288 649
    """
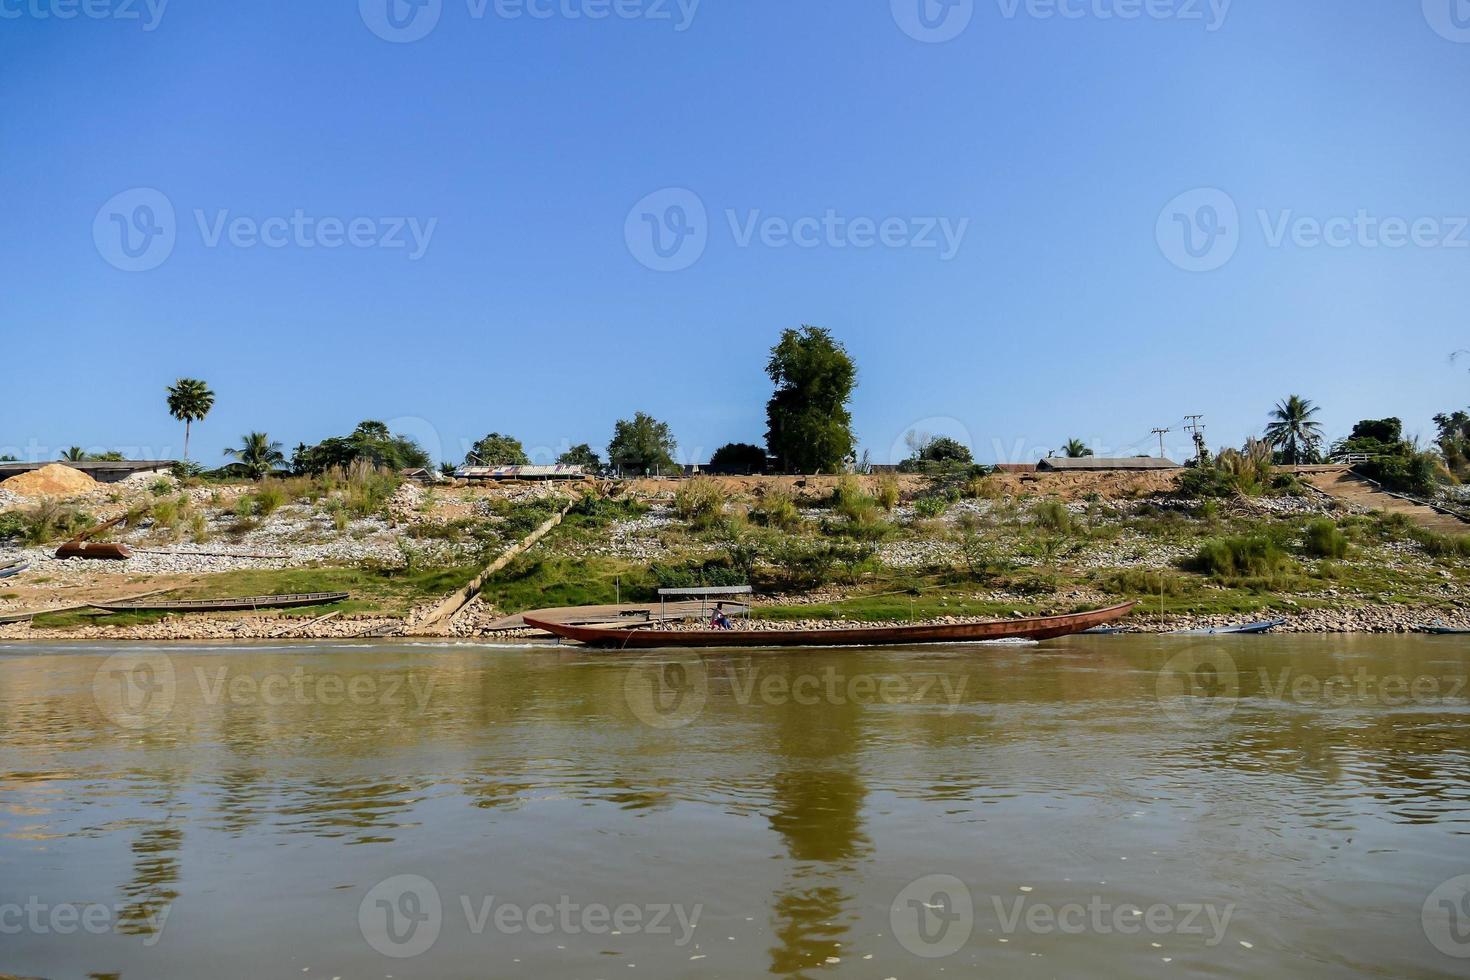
1357 452 1443 498
149 495 189 531
1033 499 1072 533
253 482 288 517
913 495 949 520
673 478 728 529
1410 528 1470 558
875 474 900 511
2 501 96 545
755 489 800 530
830 475 872 518
1096 568 1194 596
149 478 174 497
1304 518 1348 559
962 475 1002 500
1190 535 1289 578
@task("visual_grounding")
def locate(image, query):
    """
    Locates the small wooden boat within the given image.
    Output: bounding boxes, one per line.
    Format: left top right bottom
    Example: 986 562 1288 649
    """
90 592 351 614
1418 623 1470 635
523 602 1138 649
1171 618 1287 636
0 559 28 579
56 541 133 560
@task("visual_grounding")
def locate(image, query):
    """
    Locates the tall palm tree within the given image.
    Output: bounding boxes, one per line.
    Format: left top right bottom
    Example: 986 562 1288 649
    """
166 378 215 463
1264 395 1324 464
1063 438 1094 458
224 432 285 481
60 447 88 462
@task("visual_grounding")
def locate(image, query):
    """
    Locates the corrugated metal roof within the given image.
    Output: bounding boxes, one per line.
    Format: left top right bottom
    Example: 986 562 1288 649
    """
1036 457 1181 471
455 465 587 479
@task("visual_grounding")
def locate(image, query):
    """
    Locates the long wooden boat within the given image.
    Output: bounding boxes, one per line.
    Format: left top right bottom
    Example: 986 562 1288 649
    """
0 559 28 579
523 601 1138 649
90 592 351 614
1419 624 1470 635
1171 618 1287 636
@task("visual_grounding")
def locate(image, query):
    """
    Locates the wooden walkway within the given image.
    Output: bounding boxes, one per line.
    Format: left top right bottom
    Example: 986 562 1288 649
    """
1297 467 1469 537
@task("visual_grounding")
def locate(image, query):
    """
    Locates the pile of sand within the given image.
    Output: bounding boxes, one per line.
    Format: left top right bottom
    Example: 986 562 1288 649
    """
0 463 98 498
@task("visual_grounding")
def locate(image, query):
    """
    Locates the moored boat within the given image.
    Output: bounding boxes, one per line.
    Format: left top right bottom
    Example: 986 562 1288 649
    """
523 601 1138 649
1171 618 1287 636
0 559 28 579
90 592 351 613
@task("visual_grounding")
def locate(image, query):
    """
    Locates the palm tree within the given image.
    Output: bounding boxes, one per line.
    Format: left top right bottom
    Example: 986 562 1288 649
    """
1063 438 1094 458
224 432 285 481
60 447 88 462
166 379 215 462
1264 395 1324 464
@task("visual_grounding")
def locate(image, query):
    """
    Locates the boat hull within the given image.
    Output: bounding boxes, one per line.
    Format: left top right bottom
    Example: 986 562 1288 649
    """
90 592 351 613
523 602 1138 649
1171 618 1287 636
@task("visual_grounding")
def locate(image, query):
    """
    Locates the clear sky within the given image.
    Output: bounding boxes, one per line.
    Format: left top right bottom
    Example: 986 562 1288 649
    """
3 0 1467 467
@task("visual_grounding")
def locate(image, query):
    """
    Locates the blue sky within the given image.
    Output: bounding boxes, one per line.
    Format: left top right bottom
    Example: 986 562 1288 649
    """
3 0 1467 466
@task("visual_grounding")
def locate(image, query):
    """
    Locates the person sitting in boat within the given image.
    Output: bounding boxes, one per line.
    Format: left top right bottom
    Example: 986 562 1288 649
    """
709 604 734 630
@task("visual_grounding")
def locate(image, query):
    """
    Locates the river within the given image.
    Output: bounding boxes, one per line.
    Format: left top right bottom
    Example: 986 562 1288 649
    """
1 635 1467 978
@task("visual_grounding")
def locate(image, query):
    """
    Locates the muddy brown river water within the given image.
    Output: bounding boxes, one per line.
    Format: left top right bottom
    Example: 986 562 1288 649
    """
1 635 1468 978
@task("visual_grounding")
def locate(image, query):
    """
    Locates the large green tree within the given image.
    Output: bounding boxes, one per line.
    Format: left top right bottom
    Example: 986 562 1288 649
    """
557 444 602 469
467 432 530 466
292 421 431 474
166 378 215 462
1264 395 1324 465
764 326 857 473
608 412 678 475
224 432 286 481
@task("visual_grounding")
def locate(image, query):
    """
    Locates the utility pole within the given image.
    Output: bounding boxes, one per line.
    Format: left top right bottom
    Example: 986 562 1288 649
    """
1151 427 1171 460
1183 416 1207 464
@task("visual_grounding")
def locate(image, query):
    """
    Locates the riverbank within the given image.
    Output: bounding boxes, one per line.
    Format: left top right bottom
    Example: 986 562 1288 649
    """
2 467 1467 639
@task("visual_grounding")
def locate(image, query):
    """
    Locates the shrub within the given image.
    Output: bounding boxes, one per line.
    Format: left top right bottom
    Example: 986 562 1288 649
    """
3 501 95 545
875 474 900 511
673 478 728 529
756 488 800 530
1033 499 1072 533
149 478 174 497
962 475 1002 500
1096 568 1194 596
1410 528 1470 558
1191 535 1289 578
913 496 948 519
189 512 211 544
150 495 186 531
830 475 873 519
1304 518 1348 559
253 481 288 517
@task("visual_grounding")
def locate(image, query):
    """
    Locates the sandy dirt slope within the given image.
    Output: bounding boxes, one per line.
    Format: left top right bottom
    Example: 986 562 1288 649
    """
1301 468 1470 536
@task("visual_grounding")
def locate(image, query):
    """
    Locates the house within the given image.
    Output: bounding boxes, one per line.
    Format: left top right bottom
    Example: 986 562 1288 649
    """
1035 457 1181 472
0 459 178 484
